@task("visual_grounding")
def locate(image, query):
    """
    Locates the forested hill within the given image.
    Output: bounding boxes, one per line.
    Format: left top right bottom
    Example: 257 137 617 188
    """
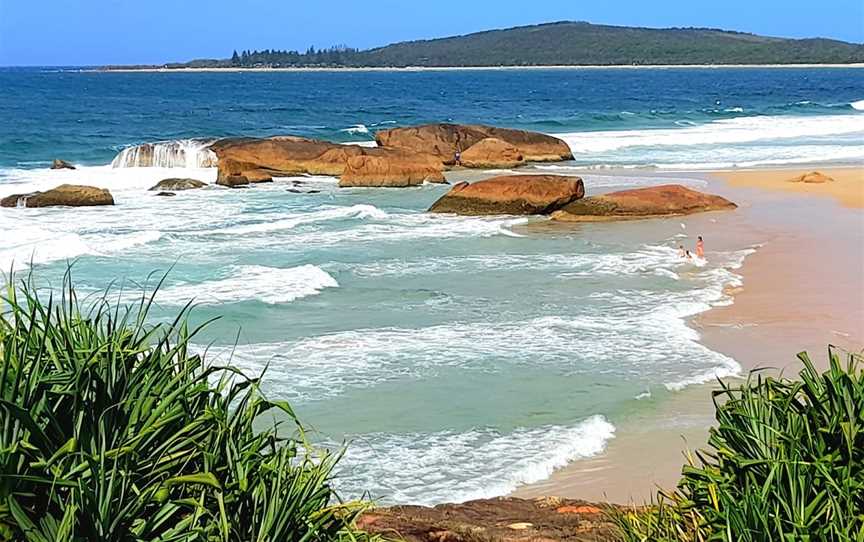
159 21 864 69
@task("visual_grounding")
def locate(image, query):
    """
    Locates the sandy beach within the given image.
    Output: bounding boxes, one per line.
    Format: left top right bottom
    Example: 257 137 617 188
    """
516 165 864 504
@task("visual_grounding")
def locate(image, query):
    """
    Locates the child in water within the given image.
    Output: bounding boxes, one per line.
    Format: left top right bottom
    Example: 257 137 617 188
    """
696 236 705 259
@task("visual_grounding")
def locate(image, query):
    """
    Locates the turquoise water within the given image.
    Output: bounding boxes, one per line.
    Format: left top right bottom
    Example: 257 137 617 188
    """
1 67 862 504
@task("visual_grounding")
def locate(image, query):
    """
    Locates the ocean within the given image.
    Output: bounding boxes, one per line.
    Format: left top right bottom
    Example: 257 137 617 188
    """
1 67 862 504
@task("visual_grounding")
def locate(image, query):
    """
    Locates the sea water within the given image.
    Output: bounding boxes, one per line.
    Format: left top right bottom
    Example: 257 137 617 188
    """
1 67 861 504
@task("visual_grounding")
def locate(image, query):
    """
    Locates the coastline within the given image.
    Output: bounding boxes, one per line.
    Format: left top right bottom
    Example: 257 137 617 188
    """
515 164 864 504
90 63 864 73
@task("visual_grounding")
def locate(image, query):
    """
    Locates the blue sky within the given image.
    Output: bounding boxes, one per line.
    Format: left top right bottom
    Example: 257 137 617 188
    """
1 0 862 66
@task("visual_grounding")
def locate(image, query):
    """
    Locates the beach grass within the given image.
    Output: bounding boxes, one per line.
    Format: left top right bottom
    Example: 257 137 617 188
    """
0 272 375 541
612 347 864 541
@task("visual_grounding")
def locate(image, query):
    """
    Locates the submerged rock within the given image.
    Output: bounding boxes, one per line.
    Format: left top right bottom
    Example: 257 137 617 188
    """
0 184 114 208
376 123 573 165
788 171 834 183
358 497 617 542
51 159 76 170
155 191 176 197
149 178 207 191
551 184 737 222
428 174 584 215
339 147 446 187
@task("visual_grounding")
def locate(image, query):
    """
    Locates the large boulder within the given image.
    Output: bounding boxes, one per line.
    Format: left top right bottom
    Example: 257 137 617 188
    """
210 137 364 179
215 158 274 185
1 184 114 208
458 137 524 169
51 159 75 170
551 184 737 222
428 175 584 215
339 148 446 187
149 178 207 191
375 124 573 165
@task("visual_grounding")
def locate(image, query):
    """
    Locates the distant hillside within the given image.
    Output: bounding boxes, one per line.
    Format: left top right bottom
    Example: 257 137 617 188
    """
154 21 864 69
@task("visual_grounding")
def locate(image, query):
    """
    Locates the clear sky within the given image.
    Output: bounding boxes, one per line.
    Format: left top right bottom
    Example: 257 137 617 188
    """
1 0 862 66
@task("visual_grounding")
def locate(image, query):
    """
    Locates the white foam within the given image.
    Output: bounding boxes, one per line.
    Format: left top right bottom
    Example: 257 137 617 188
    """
111 139 218 168
851 99 864 111
340 124 370 135
558 114 864 153
0 225 162 270
157 265 337 306
215 204 388 236
333 415 615 505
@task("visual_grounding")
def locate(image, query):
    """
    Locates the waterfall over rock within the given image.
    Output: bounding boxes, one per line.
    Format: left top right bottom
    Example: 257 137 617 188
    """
111 139 218 168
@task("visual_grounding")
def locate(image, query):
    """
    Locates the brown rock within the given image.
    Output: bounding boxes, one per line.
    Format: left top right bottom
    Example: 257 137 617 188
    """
556 505 603 515
149 178 207 191
155 191 176 197
1 184 114 208
217 175 252 188
788 171 834 183
428 175 584 215
340 148 446 187
375 124 573 165
51 159 75 170
551 184 737 222
459 138 524 169
216 158 274 184
211 137 364 178
358 497 619 542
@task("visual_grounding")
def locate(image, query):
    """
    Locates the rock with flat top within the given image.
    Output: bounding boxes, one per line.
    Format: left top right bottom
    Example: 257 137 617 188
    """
458 137 525 168
1 184 114 208
552 184 736 222
149 178 207 191
788 171 834 183
428 175 584 215
339 148 446 187
376 123 573 165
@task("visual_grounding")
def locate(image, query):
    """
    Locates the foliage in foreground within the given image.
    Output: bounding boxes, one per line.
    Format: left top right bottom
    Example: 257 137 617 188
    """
0 276 372 541
614 347 864 541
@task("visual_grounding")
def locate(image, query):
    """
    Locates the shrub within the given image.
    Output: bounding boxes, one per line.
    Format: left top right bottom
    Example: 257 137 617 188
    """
614 347 864 541
0 275 372 541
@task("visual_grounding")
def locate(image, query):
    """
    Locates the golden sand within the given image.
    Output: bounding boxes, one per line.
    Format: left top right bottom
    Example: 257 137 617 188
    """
715 167 864 208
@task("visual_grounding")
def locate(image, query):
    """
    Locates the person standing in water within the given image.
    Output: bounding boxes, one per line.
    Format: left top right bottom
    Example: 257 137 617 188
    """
696 236 705 259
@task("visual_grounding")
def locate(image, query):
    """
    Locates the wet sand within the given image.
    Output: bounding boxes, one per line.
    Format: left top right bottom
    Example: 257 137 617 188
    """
515 166 864 504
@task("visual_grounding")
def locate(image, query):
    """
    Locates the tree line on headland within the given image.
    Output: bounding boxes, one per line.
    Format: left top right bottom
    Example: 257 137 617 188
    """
131 21 864 70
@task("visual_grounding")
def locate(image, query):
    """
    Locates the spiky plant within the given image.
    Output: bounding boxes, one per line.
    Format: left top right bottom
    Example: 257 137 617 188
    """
0 273 373 541
614 347 864 541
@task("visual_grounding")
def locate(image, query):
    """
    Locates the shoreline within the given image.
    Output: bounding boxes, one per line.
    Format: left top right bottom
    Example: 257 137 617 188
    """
515 164 863 504
88 63 864 73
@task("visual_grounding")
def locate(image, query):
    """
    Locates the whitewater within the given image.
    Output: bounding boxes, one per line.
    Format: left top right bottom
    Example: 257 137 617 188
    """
1 66 862 505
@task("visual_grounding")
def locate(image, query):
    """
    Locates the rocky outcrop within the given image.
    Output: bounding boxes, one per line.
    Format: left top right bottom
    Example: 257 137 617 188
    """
212 137 446 188
458 137 524 169
340 148 446 187
428 175 584 215
51 159 75 170
148 178 207 191
551 184 737 222
210 137 364 179
788 171 834 183
358 497 617 542
375 124 573 165
215 158 274 185
0 184 114 208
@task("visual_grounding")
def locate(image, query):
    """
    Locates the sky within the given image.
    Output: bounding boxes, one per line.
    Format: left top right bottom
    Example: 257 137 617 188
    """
1 0 863 66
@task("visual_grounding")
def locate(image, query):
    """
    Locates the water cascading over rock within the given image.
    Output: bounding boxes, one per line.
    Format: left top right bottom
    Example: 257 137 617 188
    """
111 139 218 168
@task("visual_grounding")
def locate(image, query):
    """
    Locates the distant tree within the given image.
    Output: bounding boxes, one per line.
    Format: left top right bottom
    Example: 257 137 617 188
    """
231 50 240 66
